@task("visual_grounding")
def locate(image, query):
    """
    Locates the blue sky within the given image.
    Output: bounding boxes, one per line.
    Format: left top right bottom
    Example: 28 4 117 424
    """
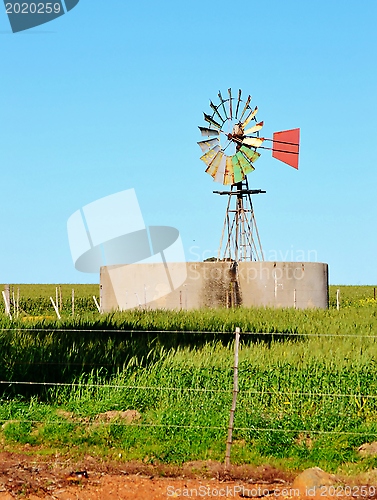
0 0 376 284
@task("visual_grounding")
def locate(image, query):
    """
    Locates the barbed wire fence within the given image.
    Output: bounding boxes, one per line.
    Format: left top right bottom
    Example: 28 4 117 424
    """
0 327 377 467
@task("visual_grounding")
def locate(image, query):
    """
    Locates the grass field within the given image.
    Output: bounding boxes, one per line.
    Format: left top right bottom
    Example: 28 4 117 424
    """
0 283 375 317
0 284 100 316
0 284 376 473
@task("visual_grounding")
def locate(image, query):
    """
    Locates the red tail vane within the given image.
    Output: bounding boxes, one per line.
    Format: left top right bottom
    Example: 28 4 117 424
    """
272 128 300 170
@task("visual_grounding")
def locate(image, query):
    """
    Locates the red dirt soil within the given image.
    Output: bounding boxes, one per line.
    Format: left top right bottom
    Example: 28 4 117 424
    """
0 452 375 500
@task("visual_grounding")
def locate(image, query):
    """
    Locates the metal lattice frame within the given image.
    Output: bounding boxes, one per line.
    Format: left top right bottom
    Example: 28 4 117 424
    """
215 178 265 262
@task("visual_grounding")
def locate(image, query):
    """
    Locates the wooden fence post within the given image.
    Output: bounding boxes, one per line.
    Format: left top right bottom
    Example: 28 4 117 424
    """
93 296 101 313
225 326 240 471
2 286 12 320
50 297 61 320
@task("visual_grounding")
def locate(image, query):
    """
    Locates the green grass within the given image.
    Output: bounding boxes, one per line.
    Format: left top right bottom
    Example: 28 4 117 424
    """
0 284 99 316
0 283 375 318
0 284 376 472
329 285 377 307
1 337 377 471
2 284 99 299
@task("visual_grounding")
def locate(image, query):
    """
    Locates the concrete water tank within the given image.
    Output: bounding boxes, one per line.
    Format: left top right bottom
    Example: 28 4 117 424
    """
100 261 328 311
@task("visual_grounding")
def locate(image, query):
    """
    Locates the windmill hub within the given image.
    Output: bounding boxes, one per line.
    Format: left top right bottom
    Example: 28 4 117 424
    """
227 124 244 146
230 123 244 140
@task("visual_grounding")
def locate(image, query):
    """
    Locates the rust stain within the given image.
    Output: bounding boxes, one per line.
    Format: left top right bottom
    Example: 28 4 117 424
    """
242 106 258 128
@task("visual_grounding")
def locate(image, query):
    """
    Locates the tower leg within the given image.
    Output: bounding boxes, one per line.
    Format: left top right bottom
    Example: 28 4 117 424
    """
216 179 264 262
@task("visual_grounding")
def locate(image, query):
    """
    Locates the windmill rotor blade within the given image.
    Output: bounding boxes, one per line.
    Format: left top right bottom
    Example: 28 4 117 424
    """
197 138 220 153
205 151 224 178
244 121 264 135
242 106 258 128
200 145 221 166
239 95 251 122
235 151 255 175
198 126 220 137
214 154 227 183
218 90 228 119
240 145 261 163
223 156 234 185
228 88 232 119
199 91 270 184
204 113 221 130
242 136 264 148
209 100 225 123
231 155 245 183
235 89 242 119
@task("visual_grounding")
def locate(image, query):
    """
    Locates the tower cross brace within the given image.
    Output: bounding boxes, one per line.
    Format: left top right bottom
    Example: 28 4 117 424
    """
214 178 265 262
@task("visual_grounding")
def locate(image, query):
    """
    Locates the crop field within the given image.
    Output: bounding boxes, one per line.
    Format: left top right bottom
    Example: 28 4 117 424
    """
0 284 376 474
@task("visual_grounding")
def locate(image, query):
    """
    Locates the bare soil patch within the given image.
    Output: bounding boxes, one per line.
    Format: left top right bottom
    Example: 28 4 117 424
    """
0 452 375 500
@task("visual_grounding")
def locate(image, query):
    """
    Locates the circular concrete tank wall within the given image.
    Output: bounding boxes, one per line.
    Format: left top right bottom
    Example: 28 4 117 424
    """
100 261 328 311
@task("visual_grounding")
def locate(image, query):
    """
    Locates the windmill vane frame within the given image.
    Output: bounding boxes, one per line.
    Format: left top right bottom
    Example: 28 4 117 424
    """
198 88 300 263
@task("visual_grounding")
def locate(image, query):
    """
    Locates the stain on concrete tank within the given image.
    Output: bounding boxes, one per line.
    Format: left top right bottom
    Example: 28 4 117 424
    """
200 261 243 308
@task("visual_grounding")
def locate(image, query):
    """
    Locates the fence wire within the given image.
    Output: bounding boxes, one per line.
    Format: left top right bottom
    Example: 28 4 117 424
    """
1 419 377 437
0 380 376 400
0 327 377 339
1 328 377 442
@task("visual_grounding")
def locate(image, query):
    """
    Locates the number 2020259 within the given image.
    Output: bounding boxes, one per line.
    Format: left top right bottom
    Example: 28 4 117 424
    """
5 3 61 14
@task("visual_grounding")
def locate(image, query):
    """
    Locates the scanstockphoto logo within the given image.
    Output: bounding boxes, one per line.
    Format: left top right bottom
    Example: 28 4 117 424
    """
3 0 79 32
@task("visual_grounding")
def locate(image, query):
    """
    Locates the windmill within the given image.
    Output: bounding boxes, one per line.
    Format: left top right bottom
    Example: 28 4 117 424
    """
198 89 300 262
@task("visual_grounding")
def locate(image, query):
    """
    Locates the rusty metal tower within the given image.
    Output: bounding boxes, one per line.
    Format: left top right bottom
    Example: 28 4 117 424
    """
215 180 265 262
198 88 300 262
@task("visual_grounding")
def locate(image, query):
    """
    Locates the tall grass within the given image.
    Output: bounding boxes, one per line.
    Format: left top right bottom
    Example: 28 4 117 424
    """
0 285 376 470
1 337 377 470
